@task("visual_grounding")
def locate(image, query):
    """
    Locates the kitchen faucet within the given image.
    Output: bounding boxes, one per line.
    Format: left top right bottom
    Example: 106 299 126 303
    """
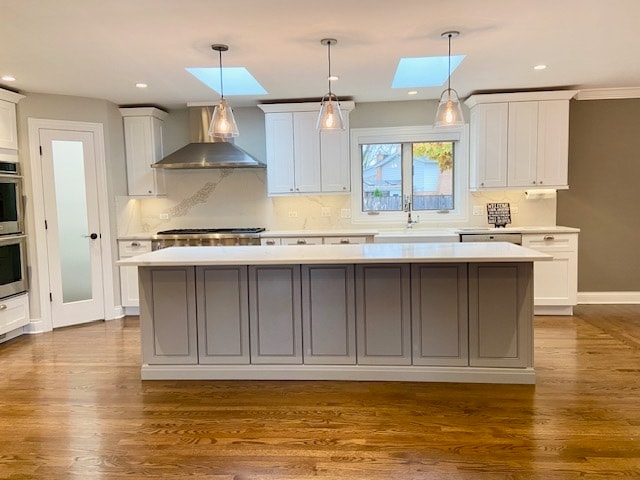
403 196 419 228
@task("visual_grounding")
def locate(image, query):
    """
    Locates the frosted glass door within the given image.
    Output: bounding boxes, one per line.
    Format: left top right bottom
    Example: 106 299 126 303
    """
39 128 104 328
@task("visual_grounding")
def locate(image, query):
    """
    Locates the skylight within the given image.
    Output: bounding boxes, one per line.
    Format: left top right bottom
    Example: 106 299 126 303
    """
392 55 465 89
186 67 267 95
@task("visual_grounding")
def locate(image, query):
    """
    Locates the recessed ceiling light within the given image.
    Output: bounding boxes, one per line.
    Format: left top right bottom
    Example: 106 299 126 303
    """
534 64 547 70
135 83 148 88
408 90 418 95
2 75 16 82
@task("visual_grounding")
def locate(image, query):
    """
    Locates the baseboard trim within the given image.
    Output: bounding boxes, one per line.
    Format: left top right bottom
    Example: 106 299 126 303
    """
578 291 640 304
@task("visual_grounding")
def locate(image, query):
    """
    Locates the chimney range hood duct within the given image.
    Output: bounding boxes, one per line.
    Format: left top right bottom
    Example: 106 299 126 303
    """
152 107 266 169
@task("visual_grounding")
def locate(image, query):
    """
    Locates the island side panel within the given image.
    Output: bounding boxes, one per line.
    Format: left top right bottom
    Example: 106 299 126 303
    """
355 264 411 365
301 264 356 365
196 266 250 365
248 265 303 364
139 266 198 365
468 262 533 368
411 263 469 366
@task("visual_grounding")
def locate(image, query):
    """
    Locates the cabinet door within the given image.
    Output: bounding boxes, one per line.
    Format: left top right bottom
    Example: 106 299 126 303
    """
536 100 569 187
323 236 368 245
411 264 468 366
123 115 166 196
248 265 302 364
355 264 411 365
469 103 508 189
265 112 295 194
0 293 29 336
320 127 350 193
120 265 141 307
507 101 538 187
280 237 323 246
138 267 198 365
293 111 321 193
197 266 250 364
0 100 18 150
468 263 533 368
301 265 356 364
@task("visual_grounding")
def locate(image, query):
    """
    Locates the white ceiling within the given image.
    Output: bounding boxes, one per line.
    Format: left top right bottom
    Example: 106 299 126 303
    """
3 0 640 109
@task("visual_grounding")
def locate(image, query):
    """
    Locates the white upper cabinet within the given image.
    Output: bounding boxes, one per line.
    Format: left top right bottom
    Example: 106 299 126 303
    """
120 107 168 196
0 89 25 151
466 91 577 190
259 102 354 196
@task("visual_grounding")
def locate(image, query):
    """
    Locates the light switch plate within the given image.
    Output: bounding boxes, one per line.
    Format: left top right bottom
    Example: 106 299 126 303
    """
288 211 298 218
472 205 484 216
340 209 351 218
321 207 331 217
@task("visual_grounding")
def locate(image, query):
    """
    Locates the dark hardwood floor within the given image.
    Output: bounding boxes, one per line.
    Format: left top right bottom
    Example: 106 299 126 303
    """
1 305 639 479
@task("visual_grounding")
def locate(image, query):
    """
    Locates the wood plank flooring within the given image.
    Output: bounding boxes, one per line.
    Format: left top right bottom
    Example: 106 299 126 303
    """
1 305 639 479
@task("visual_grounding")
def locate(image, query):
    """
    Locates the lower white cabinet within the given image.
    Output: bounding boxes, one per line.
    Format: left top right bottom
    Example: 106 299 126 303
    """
522 233 578 315
355 264 412 365
468 263 533 368
118 240 152 310
0 293 30 337
262 235 373 246
280 237 323 246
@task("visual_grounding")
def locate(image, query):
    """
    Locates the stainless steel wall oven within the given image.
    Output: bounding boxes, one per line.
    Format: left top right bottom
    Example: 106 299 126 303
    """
0 162 23 236
0 234 27 299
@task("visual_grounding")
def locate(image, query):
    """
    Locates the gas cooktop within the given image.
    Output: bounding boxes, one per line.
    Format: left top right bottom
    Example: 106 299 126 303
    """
156 228 265 235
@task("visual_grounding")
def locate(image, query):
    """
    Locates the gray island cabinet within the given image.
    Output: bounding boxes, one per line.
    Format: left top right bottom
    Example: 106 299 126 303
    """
120 242 549 384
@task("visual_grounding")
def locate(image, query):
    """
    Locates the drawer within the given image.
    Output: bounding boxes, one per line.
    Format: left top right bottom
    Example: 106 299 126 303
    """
522 233 577 251
323 236 368 245
261 238 281 246
118 240 152 257
281 237 323 246
0 293 29 336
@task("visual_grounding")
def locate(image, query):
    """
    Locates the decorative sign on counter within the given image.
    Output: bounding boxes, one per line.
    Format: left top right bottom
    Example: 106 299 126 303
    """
487 202 511 228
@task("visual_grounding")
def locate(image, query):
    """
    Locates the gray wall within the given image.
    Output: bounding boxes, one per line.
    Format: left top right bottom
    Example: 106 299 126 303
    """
557 98 640 292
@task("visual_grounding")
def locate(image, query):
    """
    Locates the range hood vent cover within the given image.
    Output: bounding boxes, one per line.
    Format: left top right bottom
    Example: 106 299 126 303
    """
152 107 266 169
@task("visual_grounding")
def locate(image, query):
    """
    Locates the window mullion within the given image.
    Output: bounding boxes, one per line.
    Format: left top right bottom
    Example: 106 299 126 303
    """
401 142 413 206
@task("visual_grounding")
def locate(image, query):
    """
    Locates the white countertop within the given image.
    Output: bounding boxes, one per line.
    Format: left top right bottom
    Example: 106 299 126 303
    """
118 242 551 267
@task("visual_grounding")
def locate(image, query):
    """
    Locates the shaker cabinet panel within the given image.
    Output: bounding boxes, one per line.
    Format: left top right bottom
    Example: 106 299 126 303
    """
411 264 468 366
469 103 509 189
301 265 356 364
0 100 18 150
197 266 250 364
248 265 302 364
138 267 198 365
355 264 411 365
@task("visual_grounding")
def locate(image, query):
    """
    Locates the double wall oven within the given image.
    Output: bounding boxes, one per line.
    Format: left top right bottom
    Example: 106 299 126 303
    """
0 162 27 300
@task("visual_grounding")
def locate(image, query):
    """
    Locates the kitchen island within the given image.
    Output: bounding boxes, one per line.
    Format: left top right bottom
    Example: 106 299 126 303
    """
119 242 550 384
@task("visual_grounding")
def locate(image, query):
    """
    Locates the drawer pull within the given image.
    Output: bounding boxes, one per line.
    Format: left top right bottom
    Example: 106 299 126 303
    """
0 304 7 311
266 240 276 246
339 239 350 244
296 239 307 245
130 242 141 247
543 235 555 241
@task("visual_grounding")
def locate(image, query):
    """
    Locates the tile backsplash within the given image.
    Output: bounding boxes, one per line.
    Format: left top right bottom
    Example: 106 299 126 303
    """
116 168 557 235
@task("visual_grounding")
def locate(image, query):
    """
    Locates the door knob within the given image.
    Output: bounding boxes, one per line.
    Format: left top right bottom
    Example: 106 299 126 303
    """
83 233 98 240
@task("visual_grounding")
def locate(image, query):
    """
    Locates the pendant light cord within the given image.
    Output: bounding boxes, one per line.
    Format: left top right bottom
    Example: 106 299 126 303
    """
327 40 332 96
218 48 224 99
447 33 452 92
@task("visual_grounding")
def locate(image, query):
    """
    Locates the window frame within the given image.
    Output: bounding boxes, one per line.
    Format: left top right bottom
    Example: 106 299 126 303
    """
350 125 469 225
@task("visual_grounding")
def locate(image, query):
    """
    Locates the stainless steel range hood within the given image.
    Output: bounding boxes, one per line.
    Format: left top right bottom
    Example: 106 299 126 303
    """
152 107 266 169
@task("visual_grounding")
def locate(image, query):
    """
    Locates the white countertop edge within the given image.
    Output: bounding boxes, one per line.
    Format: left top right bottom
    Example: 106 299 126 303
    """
118 242 552 267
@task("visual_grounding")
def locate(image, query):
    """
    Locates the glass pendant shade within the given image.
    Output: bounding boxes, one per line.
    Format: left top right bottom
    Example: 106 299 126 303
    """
434 88 465 128
209 98 239 138
317 94 345 130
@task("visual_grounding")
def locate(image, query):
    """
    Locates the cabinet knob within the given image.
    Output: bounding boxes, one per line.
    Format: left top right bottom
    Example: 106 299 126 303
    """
0 304 6 311
532 181 537 185
539 181 543 184
342 186 347 191
296 239 307 245
290 188 294 192
543 235 555 241
480 182 485 187
296 188 300 191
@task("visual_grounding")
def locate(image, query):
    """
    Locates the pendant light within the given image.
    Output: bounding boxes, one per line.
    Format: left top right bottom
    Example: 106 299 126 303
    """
209 44 239 138
434 31 465 128
317 38 345 131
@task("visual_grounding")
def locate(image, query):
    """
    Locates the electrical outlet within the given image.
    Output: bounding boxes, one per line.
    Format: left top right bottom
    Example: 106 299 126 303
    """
159 213 169 220
511 206 519 214
288 211 298 218
321 207 331 217
472 205 484 216
340 208 351 218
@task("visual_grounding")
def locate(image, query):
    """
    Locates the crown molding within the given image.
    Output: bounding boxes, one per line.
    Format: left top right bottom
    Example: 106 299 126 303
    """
575 87 640 100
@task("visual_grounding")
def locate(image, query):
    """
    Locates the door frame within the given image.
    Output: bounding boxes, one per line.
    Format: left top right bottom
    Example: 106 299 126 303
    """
27 118 116 332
